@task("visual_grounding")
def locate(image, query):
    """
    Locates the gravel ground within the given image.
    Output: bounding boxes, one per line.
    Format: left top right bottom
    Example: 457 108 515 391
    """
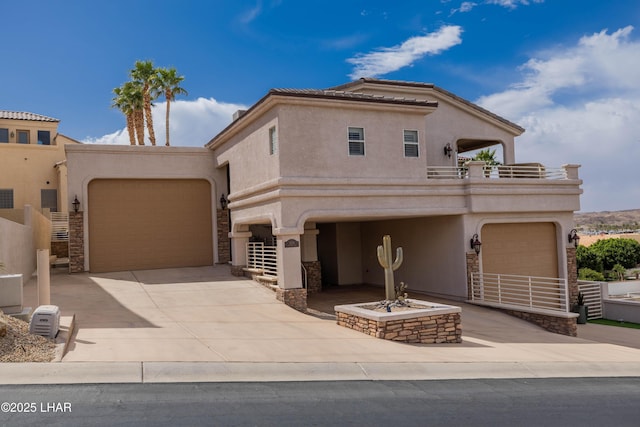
0 310 56 362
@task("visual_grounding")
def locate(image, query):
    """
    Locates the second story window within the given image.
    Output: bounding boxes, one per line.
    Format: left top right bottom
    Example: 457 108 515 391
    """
403 130 419 158
0 189 14 209
269 126 278 155
0 128 8 143
17 130 29 144
348 127 365 156
38 130 51 145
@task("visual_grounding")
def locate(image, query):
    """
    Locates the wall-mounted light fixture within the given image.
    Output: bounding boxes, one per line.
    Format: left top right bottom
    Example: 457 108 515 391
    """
444 143 453 158
219 194 228 209
470 233 482 255
568 229 580 248
10 131 15 138
72 195 80 213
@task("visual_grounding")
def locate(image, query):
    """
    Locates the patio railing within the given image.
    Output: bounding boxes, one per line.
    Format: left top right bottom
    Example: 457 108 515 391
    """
426 164 568 180
471 273 569 313
246 242 277 277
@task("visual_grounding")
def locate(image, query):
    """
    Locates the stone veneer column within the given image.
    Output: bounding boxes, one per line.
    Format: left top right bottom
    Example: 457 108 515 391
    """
466 251 480 299
68 211 84 273
302 261 322 294
216 209 230 264
567 247 579 307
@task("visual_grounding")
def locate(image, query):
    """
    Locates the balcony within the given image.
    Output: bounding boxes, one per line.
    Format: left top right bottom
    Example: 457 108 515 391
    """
426 162 577 180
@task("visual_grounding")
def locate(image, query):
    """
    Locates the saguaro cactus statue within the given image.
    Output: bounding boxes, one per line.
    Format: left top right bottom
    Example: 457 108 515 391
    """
377 235 403 301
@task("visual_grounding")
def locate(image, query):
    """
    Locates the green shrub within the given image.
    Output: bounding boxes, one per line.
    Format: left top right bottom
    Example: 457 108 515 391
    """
576 245 603 272
612 264 627 281
588 238 640 270
578 268 605 282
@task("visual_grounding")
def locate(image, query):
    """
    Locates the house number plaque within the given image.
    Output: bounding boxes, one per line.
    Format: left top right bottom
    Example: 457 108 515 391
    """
284 239 299 248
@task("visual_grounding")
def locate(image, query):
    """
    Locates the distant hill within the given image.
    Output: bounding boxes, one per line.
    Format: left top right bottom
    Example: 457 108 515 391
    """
575 208 640 230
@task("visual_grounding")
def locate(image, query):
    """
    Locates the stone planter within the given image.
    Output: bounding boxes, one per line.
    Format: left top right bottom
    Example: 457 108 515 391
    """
335 299 462 344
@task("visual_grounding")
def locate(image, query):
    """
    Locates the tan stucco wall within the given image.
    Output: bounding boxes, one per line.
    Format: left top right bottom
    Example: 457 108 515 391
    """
345 84 519 165
65 145 225 270
360 216 468 299
0 206 48 278
278 104 428 179
215 108 280 195
0 144 67 212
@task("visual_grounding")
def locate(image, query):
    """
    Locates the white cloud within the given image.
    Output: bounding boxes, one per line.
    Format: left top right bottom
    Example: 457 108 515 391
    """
450 2 478 15
476 26 640 212
83 97 247 147
239 1 263 24
347 26 463 79
485 0 543 9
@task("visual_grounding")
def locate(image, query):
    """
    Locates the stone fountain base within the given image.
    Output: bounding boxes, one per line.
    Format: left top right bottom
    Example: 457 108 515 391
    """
335 299 462 344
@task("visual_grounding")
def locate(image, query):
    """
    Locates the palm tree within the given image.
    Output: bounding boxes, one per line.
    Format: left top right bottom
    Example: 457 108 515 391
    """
112 84 137 145
472 148 501 177
130 60 158 146
112 81 145 145
154 67 188 146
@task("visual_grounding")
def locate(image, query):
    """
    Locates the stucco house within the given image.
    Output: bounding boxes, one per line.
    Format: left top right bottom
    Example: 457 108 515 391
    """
65 78 583 335
0 111 79 214
0 111 80 276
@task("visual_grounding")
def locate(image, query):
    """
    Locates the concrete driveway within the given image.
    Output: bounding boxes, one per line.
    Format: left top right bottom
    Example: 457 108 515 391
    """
22 266 640 365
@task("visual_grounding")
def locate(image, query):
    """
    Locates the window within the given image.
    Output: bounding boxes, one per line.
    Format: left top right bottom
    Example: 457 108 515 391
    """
403 130 419 158
0 189 14 209
348 127 365 156
37 130 51 145
41 189 58 212
0 128 8 143
269 126 278 155
17 130 29 144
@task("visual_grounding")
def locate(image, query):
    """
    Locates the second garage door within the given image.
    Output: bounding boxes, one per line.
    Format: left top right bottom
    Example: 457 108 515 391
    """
88 179 213 273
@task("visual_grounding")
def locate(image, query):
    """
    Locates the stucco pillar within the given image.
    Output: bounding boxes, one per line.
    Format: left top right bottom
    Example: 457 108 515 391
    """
467 161 486 179
229 230 251 276
275 232 307 311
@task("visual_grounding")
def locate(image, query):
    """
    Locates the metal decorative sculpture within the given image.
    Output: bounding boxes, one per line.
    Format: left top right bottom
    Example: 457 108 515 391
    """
377 235 403 301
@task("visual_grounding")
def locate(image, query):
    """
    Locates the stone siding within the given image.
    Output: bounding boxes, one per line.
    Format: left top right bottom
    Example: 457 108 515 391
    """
337 311 462 344
276 288 307 312
302 261 321 294
466 251 480 299
216 209 230 264
567 247 579 307
68 212 84 273
503 309 577 337
51 241 69 259
230 265 245 277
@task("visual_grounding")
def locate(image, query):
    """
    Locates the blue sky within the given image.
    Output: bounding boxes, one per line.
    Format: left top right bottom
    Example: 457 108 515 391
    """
2 0 639 213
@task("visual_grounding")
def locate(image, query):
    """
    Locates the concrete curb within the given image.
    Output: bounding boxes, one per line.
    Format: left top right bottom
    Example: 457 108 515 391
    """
1 361 639 385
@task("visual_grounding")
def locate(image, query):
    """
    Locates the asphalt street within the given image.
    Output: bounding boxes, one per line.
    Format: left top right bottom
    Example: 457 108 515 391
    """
1 378 639 426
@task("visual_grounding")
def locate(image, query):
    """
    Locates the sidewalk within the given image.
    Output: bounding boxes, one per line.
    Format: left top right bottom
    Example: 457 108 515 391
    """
2 266 639 384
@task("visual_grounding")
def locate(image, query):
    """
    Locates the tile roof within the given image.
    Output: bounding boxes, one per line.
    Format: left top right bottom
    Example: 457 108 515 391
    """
330 78 524 133
0 110 59 122
268 88 438 107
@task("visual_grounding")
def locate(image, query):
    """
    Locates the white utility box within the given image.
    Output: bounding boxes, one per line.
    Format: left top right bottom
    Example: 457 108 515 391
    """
29 305 60 338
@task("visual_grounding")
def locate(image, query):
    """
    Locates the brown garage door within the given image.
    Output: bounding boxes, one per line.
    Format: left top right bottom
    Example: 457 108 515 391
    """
88 179 213 273
481 222 558 278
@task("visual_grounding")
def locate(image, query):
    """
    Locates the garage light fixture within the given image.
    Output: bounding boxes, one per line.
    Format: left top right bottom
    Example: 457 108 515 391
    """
72 195 80 213
444 143 453 158
470 234 482 255
219 194 228 210
568 229 580 248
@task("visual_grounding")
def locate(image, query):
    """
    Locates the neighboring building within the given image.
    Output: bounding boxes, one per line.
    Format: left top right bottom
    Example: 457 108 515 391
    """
65 78 583 335
0 111 80 214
